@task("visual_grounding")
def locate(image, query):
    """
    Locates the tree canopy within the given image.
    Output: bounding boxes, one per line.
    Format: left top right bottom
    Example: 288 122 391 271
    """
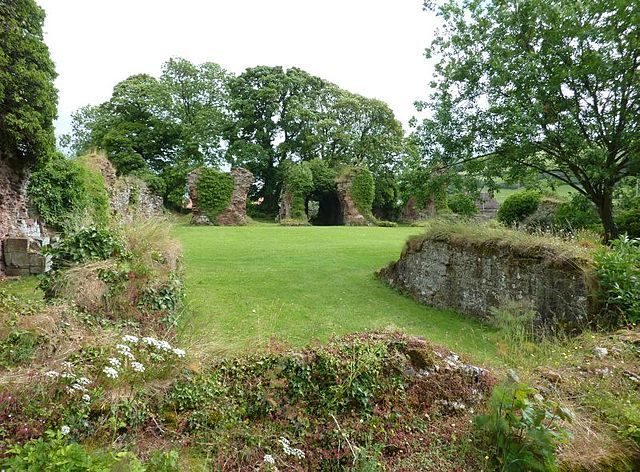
69 61 404 214
0 0 58 164
226 66 404 212
417 0 640 239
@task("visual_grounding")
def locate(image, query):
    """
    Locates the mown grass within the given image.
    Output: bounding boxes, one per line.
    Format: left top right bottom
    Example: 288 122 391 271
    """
173 224 500 365
493 183 575 203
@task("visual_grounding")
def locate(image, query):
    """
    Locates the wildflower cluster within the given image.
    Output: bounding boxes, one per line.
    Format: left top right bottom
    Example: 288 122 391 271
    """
42 361 93 403
279 437 305 459
101 334 186 381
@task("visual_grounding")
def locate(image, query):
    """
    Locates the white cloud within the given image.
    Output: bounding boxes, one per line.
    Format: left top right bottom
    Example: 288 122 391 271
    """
37 0 437 137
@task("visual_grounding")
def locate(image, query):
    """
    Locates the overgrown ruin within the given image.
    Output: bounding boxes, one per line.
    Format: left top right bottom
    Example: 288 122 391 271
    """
378 225 599 332
188 167 254 225
85 154 164 223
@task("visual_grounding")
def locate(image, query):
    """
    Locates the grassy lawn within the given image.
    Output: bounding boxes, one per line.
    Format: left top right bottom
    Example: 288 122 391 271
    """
493 183 575 203
173 224 499 365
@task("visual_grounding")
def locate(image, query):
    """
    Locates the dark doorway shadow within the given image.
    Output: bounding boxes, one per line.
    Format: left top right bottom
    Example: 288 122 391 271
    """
311 193 343 226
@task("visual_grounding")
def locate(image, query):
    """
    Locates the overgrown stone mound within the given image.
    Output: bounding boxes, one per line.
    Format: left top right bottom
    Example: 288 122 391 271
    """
378 222 599 332
188 167 254 226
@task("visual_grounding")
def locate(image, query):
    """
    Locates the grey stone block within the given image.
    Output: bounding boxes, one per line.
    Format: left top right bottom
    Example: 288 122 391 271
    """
3 238 29 253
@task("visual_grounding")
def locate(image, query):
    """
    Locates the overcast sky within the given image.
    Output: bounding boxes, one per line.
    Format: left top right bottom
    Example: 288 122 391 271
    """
37 0 438 139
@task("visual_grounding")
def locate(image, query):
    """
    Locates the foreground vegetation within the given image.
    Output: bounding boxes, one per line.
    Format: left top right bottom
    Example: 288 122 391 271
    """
1 221 638 470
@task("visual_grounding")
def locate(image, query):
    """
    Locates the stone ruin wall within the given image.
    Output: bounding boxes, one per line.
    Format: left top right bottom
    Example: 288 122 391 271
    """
0 154 47 276
378 236 598 331
336 175 371 226
188 167 254 226
89 155 163 223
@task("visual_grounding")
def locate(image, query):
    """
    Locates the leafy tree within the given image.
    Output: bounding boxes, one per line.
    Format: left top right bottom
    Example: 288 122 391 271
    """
66 58 231 207
227 66 404 215
0 0 57 163
419 0 640 239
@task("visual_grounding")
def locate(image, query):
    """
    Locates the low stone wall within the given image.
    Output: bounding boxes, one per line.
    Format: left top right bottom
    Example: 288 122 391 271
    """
2 238 47 276
378 231 598 331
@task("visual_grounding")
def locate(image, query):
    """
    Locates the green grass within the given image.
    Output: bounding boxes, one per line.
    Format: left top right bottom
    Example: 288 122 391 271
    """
493 184 575 204
0 276 41 302
173 224 499 365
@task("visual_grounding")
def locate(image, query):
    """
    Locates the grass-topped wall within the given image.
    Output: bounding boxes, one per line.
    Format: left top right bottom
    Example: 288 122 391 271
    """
378 221 602 333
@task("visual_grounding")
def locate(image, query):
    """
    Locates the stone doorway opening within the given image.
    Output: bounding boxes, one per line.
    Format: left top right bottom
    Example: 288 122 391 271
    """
309 193 343 226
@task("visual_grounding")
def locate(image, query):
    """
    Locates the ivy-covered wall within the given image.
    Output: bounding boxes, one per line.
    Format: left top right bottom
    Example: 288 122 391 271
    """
194 168 235 223
335 167 375 225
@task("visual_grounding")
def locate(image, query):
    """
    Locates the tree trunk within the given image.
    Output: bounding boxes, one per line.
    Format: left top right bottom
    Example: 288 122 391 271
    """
595 190 618 242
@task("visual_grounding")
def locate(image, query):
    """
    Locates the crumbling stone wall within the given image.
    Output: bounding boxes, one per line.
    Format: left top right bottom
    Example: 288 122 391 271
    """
278 189 295 222
188 167 254 226
336 174 370 226
86 154 163 222
110 177 164 222
216 168 254 225
2 238 47 276
0 154 44 275
378 234 598 331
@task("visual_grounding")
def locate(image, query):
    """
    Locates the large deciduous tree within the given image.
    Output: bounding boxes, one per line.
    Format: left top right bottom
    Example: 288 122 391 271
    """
226 66 404 213
419 0 640 239
0 0 58 163
67 58 230 207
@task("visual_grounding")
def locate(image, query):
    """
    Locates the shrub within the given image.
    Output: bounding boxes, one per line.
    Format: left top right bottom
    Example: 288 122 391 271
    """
376 220 398 227
447 193 478 216
615 196 640 238
475 379 572 472
28 155 110 232
195 168 234 222
43 227 125 271
497 190 541 226
1 430 144 471
41 219 183 330
555 193 602 232
594 236 640 324
283 162 314 220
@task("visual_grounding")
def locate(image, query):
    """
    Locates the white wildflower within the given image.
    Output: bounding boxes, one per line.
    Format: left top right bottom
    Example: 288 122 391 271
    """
263 454 276 465
143 336 172 351
82 394 91 403
131 361 145 373
62 361 74 370
122 335 139 344
71 383 87 392
116 344 131 354
108 357 121 368
44 370 59 379
172 348 186 358
122 350 135 360
60 425 70 435
279 437 305 459
103 366 119 379
61 372 75 379
77 377 91 386
142 336 158 347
